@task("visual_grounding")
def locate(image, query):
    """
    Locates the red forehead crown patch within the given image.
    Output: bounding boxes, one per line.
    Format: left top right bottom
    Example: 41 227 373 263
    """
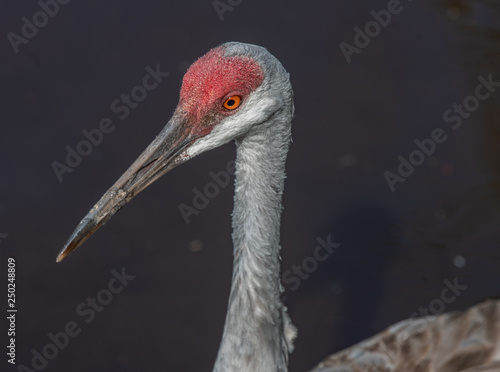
180 46 265 121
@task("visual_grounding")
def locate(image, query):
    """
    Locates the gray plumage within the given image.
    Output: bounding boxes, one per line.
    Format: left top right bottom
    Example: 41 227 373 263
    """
212 43 297 372
311 299 500 372
57 42 500 372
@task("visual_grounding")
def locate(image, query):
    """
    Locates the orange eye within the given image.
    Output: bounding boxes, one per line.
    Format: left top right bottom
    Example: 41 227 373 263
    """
223 96 241 110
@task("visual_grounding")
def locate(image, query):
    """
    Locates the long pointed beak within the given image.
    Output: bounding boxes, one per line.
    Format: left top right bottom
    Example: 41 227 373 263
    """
56 112 194 263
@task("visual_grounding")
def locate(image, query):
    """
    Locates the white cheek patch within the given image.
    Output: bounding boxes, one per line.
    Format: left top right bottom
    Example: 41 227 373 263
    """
181 86 280 160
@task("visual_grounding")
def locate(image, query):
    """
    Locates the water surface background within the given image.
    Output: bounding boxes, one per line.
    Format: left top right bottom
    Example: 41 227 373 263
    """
1 0 499 371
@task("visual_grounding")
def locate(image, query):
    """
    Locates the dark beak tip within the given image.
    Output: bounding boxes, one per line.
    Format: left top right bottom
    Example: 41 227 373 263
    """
56 246 70 263
56 237 82 263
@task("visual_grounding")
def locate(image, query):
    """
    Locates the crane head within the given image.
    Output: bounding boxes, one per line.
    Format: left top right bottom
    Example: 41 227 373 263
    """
56 42 291 262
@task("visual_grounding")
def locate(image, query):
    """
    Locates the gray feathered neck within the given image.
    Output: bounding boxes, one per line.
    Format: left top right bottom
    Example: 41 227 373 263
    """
213 42 296 372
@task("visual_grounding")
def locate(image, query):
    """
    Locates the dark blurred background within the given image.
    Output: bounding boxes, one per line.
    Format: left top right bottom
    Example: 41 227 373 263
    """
1 0 500 371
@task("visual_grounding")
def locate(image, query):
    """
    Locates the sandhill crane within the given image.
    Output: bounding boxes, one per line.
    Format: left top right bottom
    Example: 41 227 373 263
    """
57 42 500 372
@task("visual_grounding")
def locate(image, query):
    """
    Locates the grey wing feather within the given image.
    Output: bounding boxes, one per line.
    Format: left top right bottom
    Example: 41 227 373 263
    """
310 299 500 372
461 362 500 372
